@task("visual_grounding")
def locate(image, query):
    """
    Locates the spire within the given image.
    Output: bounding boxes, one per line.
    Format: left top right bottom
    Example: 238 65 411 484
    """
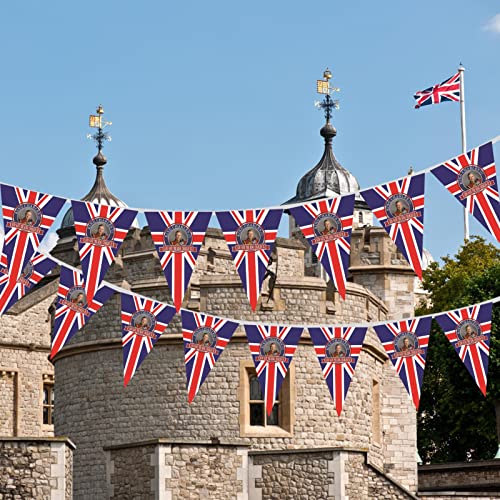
284 68 360 204
58 105 131 235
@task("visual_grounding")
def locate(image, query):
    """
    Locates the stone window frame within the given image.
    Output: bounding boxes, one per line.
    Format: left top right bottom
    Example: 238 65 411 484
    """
41 374 55 428
238 360 295 438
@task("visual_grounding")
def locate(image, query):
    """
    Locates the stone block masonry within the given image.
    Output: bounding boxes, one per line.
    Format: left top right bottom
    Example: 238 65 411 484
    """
0 437 74 500
105 439 249 500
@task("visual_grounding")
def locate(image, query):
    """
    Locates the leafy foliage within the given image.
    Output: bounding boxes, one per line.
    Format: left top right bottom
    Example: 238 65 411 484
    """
417 237 500 463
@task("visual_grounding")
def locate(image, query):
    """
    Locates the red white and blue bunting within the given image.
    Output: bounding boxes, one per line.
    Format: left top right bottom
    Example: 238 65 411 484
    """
0 136 498 407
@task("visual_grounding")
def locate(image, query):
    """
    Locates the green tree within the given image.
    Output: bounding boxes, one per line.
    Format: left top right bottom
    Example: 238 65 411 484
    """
417 237 500 463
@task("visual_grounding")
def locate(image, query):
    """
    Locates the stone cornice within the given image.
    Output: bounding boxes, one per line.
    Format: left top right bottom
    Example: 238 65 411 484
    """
249 446 369 456
0 341 50 353
0 436 76 450
104 437 249 451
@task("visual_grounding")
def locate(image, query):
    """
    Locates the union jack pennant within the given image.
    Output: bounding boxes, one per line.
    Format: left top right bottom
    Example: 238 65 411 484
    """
434 302 493 396
245 324 303 415
289 195 355 298
308 326 367 416
0 184 65 282
374 317 432 409
121 292 176 386
431 142 500 242
182 310 239 402
216 209 282 310
0 253 56 316
361 174 425 278
145 210 211 312
50 265 114 359
414 72 460 109
72 201 137 302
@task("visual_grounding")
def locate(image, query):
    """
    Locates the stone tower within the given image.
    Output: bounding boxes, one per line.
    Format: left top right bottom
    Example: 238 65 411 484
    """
0 100 423 499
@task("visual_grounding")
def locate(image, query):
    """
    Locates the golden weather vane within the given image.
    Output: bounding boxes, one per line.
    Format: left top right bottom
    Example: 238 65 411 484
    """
87 104 112 152
314 68 340 123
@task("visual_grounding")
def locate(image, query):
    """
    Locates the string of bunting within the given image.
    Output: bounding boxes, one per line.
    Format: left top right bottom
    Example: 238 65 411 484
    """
0 136 499 415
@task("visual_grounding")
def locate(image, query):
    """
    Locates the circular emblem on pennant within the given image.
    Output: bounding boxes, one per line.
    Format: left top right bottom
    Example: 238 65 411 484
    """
192 326 217 348
313 213 342 237
13 203 42 228
66 286 87 308
456 319 481 341
385 194 414 219
131 310 156 331
86 217 115 242
20 261 33 281
236 223 265 248
163 224 193 248
393 332 419 356
457 165 486 192
325 338 351 361
259 338 285 359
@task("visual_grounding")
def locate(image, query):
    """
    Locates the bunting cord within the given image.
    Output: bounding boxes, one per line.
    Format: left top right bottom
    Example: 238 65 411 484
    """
39 249 500 330
0 135 499 214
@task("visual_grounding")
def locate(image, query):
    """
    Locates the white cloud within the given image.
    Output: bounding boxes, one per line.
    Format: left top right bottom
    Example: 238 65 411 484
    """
483 13 500 33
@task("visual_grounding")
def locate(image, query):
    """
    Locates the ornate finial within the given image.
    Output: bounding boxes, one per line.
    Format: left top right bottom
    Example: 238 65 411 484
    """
87 104 112 154
314 68 340 123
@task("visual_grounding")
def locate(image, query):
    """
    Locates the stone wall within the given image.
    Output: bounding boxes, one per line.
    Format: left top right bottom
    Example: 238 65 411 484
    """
249 448 417 500
0 283 57 438
251 449 332 499
349 227 417 319
0 437 74 499
418 460 500 495
52 227 418 498
105 439 248 500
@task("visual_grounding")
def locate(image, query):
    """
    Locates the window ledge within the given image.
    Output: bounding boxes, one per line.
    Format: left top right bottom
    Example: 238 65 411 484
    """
240 425 293 439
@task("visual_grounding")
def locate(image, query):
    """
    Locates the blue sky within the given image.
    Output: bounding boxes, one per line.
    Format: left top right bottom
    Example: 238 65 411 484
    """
0 1 499 261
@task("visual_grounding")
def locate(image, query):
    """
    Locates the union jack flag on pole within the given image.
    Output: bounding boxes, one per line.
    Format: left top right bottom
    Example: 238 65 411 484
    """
0 253 56 316
374 317 432 409
72 201 137 302
245 324 303 416
308 326 367 416
182 310 239 402
0 184 65 282
361 174 426 278
434 302 493 396
121 292 176 386
288 195 355 298
145 210 211 312
414 72 460 109
216 209 282 310
50 266 114 359
431 142 500 242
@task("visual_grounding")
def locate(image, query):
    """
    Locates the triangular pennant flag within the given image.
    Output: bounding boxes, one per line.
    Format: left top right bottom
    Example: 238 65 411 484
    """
144 210 211 312
431 142 500 242
0 184 65 282
0 253 57 316
434 302 493 396
50 266 114 359
244 324 303 415
216 209 282 310
361 174 425 278
72 201 137 301
308 325 367 416
121 292 176 386
182 310 239 402
374 317 432 409
289 195 355 298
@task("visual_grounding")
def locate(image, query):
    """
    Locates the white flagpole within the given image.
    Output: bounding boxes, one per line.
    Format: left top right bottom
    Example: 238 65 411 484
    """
458 64 469 241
